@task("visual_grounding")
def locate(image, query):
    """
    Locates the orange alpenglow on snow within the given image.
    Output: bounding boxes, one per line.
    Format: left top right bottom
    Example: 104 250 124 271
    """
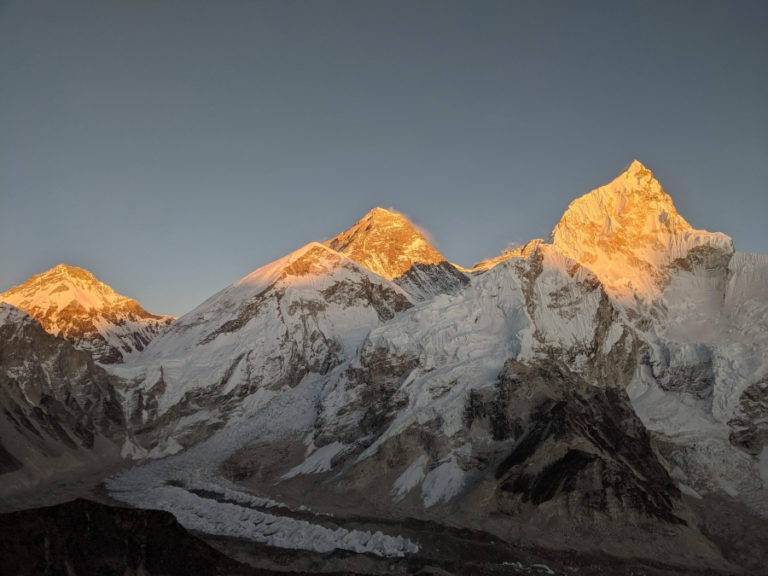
550 160 733 300
324 207 447 281
471 239 544 272
0 263 174 362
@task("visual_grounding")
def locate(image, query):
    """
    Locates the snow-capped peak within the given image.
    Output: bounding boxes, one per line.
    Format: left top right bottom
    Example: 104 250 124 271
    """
550 160 733 300
0 263 174 363
324 207 446 281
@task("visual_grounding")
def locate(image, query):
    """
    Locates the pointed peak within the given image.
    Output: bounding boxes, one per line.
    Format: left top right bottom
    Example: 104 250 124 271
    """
367 206 397 216
324 208 445 280
0 264 173 361
626 159 650 176
362 206 410 224
42 263 98 282
550 160 732 300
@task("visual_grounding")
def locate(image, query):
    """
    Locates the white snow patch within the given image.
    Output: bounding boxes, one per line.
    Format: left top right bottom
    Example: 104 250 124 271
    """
391 454 428 499
421 455 466 508
282 441 346 478
120 438 148 460
148 437 184 459
678 483 703 499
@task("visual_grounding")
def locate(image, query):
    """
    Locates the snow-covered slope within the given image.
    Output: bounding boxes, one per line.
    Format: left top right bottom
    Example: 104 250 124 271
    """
115 242 412 455
626 247 768 515
325 207 468 300
0 264 174 363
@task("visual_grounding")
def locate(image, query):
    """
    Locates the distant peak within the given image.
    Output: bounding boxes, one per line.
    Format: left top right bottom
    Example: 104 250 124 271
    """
324 208 445 280
0 263 174 361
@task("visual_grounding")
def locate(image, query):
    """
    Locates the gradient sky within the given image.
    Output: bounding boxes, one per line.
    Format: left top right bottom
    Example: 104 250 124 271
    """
1 0 766 317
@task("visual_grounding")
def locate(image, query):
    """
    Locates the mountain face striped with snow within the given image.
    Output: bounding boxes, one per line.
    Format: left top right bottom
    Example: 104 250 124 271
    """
0 264 174 364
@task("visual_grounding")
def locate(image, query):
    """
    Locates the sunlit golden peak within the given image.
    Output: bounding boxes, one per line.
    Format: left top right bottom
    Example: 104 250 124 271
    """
367 206 396 216
550 160 733 301
626 159 650 176
363 206 408 223
324 207 445 280
45 263 99 283
0 263 174 344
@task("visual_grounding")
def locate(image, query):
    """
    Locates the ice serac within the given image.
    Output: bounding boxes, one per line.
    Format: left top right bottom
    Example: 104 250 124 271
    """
324 207 468 300
0 264 174 363
551 160 733 300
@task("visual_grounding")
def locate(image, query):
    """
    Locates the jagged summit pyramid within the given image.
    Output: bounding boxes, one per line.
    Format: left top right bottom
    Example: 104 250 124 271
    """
470 160 733 296
550 159 733 299
0 263 174 363
324 207 446 281
325 207 468 301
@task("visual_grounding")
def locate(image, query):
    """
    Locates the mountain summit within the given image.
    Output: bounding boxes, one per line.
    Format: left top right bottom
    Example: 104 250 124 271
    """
325 207 468 300
551 160 733 299
324 207 445 280
0 264 174 363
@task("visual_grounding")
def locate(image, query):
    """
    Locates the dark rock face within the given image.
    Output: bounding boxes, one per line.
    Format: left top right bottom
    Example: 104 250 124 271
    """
489 360 684 525
0 499 263 576
0 306 126 470
0 443 22 474
728 378 768 455
394 261 470 301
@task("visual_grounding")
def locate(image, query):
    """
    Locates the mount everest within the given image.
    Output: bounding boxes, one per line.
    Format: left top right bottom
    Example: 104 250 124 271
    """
1 160 767 574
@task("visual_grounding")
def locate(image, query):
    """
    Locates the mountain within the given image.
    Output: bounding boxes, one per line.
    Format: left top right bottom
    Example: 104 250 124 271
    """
0 264 174 363
551 159 733 300
0 303 127 506
5 161 768 574
324 207 469 300
113 241 413 457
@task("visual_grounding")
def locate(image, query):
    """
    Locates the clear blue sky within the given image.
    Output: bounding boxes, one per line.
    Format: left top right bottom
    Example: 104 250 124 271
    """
1 0 766 317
